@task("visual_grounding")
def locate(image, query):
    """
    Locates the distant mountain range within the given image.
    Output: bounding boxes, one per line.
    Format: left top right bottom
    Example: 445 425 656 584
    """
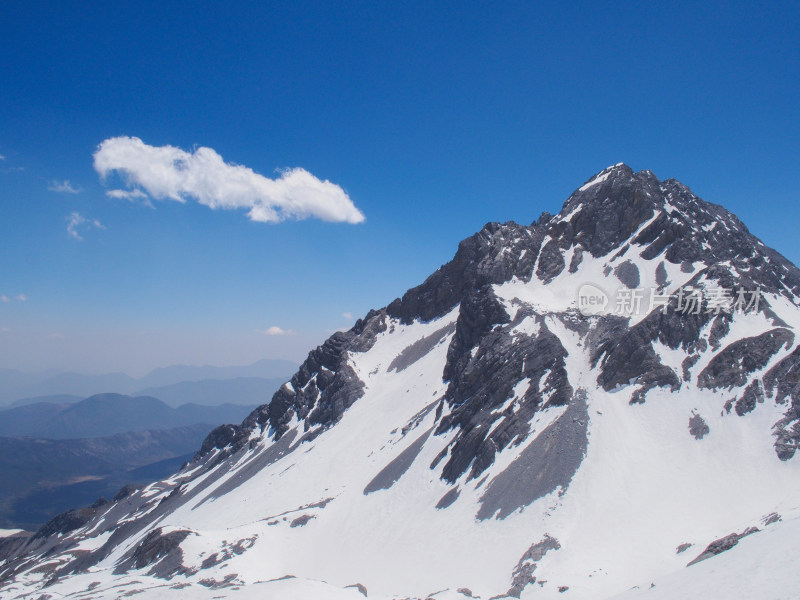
0 363 294 533
7 394 83 408
0 394 263 530
0 394 257 439
0 359 296 407
0 425 212 530
134 376 288 408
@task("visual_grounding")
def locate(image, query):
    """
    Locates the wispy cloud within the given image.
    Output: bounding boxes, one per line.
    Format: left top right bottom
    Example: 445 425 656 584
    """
48 180 81 194
15 294 27 302
93 136 365 224
257 326 294 336
106 188 154 208
0 154 24 174
0 296 8 303
67 212 106 241
342 311 353 320
106 188 147 200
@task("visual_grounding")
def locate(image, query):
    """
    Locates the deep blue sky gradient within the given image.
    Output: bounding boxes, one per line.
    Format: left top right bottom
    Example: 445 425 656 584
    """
1 1 798 373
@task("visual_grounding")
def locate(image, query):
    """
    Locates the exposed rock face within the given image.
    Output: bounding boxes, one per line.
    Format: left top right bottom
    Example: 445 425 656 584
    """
0 537 28 566
437 305 574 484
698 329 794 391
116 528 193 578
192 310 389 460
507 535 561 597
386 221 541 324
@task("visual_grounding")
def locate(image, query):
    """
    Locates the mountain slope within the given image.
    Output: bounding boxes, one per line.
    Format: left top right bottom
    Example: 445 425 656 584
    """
2 164 800 599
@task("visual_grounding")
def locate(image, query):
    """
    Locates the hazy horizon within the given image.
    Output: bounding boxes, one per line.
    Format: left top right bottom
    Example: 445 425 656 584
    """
0 356 300 379
0 326 320 378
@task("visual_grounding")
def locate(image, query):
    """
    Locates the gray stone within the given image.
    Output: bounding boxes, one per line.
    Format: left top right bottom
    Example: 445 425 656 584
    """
506 535 561 597
689 413 709 439
289 515 315 528
614 260 640 289
687 527 759 566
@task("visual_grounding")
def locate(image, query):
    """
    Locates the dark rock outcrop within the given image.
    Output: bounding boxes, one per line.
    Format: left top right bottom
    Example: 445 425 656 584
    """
506 535 561 597
116 527 193 578
698 329 794 390
687 527 759 566
689 413 710 440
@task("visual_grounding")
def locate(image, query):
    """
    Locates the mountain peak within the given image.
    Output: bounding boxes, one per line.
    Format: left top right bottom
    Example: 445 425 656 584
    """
386 165 799 328
567 163 658 203
549 166 776 272
576 162 635 191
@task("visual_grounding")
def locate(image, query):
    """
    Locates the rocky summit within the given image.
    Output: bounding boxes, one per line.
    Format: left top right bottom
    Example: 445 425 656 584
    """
2 164 800 599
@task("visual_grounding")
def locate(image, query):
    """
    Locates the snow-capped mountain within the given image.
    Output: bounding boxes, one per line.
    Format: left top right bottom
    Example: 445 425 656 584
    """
3 164 800 599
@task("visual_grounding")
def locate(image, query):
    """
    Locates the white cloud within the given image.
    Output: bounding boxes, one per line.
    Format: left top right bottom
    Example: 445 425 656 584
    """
342 311 353 320
67 212 106 241
50 333 65 340
0 295 9 303
15 294 27 302
93 136 365 224
106 188 148 200
258 326 294 336
106 188 154 208
0 154 5 160
48 180 81 194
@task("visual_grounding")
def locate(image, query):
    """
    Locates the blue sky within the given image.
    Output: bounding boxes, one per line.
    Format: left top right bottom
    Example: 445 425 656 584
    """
1 1 798 375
